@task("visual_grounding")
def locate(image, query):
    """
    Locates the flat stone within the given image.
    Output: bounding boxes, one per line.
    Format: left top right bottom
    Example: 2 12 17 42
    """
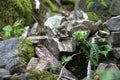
27 57 49 71
28 36 48 44
113 48 120 59
109 0 120 15
45 38 76 58
0 38 22 70
0 68 11 78
104 16 120 31
109 31 120 46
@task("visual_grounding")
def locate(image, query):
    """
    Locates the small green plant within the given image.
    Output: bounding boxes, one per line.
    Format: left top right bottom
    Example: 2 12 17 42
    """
73 31 112 67
2 19 24 39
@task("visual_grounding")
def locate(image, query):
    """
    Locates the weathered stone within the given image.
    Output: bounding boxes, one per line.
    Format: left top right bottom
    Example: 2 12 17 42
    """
109 0 120 15
109 31 120 46
105 16 120 31
113 48 120 59
29 23 41 36
0 68 11 79
27 57 49 71
0 38 22 70
44 15 65 37
97 63 119 71
45 38 76 58
35 45 78 80
28 36 48 44
67 20 93 36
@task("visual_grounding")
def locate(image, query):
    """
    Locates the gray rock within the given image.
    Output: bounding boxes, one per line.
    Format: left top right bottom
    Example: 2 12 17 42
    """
0 38 22 70
0 68 11 79
67 20 93 36
113 48 120 59
44 15 65 37
109 31 120 46
105 16 120 31
45 38 76 58
97 63 119 71
109 0 120 15
29 23 40 36
35 46 78 80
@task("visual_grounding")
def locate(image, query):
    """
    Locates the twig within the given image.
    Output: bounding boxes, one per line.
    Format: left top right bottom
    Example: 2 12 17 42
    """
57 53 81 80
87 38 95 79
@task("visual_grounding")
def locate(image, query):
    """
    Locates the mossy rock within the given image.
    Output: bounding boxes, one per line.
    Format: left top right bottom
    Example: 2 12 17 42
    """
27 69 57 80
10 69 57 80
0 0 32 30
15 38 35 66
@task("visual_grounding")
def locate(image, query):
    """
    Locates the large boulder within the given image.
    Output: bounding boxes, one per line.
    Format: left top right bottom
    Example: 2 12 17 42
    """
0 38 34 71
109 0 120 15
0 38 21 70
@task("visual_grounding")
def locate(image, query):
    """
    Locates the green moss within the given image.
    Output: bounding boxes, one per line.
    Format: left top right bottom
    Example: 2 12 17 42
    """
27 69 57 80
0 0 32 30
16 38 35 65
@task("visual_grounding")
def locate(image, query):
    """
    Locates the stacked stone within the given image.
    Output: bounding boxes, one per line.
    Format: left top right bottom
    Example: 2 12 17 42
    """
105 15 120 59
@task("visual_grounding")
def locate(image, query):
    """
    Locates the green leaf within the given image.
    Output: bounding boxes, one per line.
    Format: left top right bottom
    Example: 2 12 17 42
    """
62 56 72 64
2 25 12 32
99 45 112 56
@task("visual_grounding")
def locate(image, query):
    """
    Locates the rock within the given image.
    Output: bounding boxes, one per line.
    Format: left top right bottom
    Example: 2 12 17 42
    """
109 31 120 46
104 16 120 31
0 68 11 79
28 36 48 44
21 26 29 38
97 63 119 71
27 57 49 71
67 10 88 20
31 0 40 10
0 38 22 70
109 0 120 15
35 45 78 80
67 20 94 36
45 38 76 58
113 48 120 59
29 23 41 36
44 15 65 37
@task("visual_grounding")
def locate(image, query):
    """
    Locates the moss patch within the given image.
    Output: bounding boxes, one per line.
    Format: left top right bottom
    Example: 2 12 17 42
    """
0 0 32 30
27 69 57 80
16 38 35 65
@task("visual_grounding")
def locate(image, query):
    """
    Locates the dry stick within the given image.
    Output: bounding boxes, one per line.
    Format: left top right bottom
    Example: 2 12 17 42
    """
87 38 95 79
57 53 81 80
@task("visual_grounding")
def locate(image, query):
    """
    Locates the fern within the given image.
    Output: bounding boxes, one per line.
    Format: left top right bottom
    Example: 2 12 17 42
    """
73 31 112 67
